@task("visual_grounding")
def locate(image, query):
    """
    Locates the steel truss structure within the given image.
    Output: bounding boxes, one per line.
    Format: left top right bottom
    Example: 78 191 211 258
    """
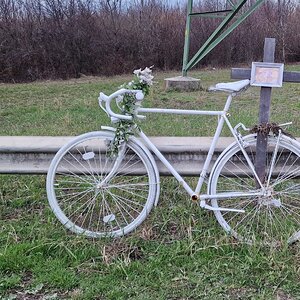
182 0 265 76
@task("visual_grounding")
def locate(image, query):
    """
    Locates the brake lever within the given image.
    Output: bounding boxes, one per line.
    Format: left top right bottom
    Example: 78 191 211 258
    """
98 93 110 117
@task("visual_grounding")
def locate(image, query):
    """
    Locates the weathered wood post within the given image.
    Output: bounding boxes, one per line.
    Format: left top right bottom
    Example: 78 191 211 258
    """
255 38 276 183
231 37 300 185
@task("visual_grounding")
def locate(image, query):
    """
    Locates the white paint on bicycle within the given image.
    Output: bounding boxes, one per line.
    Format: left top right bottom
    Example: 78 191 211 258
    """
259 187 282 207
47 85 300 245
271 199 281 207
82 152 95 160
259 198 282 207
135 91 144 101
103 214 116 223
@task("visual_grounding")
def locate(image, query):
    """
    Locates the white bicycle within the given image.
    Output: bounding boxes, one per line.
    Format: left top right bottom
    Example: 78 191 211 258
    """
46 79 300 245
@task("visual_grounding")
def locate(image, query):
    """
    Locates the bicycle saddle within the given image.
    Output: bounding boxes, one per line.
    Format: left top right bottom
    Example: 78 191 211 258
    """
210 79 250 93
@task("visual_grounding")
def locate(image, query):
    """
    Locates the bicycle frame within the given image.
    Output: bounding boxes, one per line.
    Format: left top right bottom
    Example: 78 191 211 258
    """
46 80 300 242
135 93 265 205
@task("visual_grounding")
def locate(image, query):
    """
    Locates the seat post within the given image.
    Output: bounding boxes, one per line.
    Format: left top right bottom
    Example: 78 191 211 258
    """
223 93 234 113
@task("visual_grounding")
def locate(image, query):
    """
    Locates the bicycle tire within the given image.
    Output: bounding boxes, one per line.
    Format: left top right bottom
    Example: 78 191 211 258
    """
46 131 158 238
208 134 300 245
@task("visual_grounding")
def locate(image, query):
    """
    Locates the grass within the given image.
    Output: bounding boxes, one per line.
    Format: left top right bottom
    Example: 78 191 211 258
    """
0 66 300 299
1 65 300 137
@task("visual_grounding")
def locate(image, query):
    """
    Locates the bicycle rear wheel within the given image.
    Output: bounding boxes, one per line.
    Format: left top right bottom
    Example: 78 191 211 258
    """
46 131 158 238
208 134 300 245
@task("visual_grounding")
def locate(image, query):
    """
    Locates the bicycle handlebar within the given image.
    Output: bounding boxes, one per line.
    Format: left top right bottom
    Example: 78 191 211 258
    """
98 89 144 121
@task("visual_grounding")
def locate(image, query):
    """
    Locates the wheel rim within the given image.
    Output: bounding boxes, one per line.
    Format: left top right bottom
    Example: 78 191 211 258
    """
47 132 156 237
209 136 300 245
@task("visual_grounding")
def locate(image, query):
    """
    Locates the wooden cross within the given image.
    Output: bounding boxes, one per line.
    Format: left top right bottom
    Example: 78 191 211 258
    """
231 38 300 184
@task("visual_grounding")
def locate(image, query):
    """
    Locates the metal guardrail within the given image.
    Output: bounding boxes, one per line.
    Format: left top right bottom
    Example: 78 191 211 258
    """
2 136 299 176
0 136 235 175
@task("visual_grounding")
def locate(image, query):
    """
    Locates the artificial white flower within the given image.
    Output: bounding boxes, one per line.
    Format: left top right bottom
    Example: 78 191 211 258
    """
133 68 142 75
133 66 154 86
110 66 154 155
141 67 153 75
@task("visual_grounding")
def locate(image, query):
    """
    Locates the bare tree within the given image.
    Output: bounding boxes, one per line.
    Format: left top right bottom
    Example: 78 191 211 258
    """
0 0 299 82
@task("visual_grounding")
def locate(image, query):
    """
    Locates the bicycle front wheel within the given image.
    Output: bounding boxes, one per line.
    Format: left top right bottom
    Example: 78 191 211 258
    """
46 131 158 238
209 134 300 245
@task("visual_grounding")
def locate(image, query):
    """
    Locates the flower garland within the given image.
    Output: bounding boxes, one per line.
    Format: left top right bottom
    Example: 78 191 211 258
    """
110 67 153 155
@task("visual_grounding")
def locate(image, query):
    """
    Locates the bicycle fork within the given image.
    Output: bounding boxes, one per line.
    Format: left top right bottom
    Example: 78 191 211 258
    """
97 143 126 187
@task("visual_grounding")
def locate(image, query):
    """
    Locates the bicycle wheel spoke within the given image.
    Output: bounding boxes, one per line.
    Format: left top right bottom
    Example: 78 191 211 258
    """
221 155 256 187
209 135 300 245
110 188 147 205
273 150 293 182
77 194 97 229
87 195 97 232
232 203 261 238
47 132 157 238
110 175 149 186
103 196 123 230
107 191 136 222
107 190 142 215
217 173 254 191
64 151 98 182
281 205 300 224
56 189 94 204
57 167 95 185
57 187 94 204
67 193 97 221
116 158 148 177
225 199 257 223
272 157 300 187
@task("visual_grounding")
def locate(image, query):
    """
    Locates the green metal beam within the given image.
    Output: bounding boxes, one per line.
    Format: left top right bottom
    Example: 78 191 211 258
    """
182 0 193 76
187 0 265 71
183 0 247 74
190 9 233 17
190 15 229 19
189 10 232 19
182 0 266 76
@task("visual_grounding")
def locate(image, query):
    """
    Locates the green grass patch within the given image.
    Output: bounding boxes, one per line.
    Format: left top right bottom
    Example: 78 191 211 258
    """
1 67 300 299
1 66 300 137
0 175 299 299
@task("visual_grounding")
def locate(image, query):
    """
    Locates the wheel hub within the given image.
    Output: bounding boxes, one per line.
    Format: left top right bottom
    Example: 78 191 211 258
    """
258 187 282 207
94 182 108 197
96 181 107 189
